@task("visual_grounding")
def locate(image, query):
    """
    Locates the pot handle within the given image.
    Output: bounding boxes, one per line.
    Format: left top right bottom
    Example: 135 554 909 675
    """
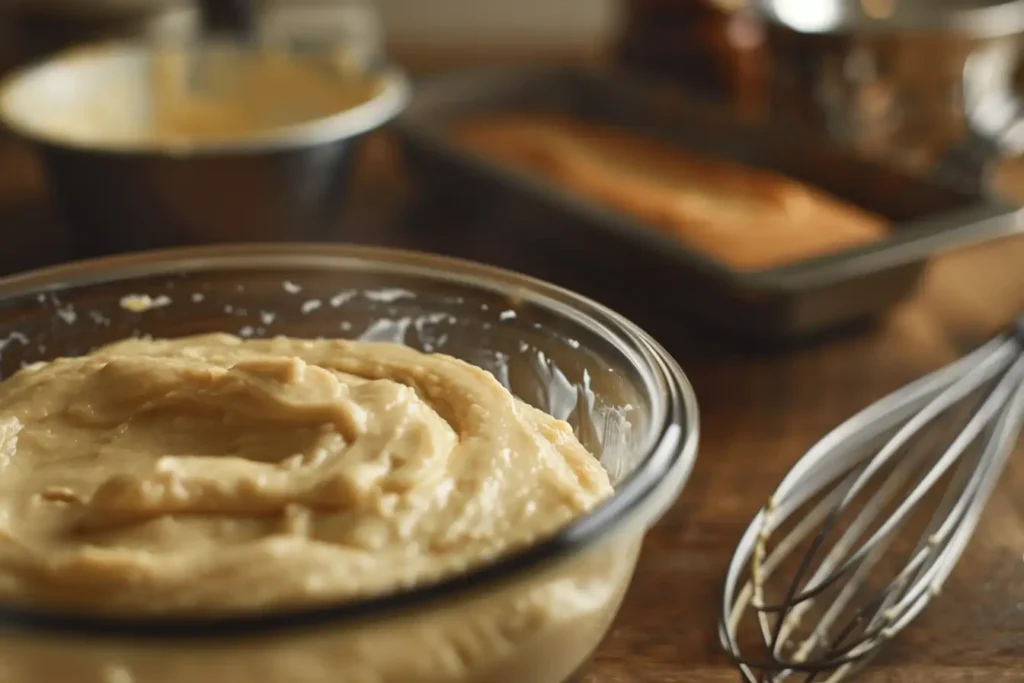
196 0 255 37
964 39 1024 154
938 39 1024 195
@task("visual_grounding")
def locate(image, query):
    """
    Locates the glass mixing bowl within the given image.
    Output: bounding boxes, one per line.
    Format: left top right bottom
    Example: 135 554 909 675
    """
0 244 698 683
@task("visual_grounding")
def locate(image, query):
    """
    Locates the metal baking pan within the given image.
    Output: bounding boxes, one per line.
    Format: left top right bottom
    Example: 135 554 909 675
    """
393 66 1022 344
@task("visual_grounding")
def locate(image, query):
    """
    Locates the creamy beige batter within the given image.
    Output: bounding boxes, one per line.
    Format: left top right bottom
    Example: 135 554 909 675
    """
1 44 382 149
148 46 380 144
0 334 613 616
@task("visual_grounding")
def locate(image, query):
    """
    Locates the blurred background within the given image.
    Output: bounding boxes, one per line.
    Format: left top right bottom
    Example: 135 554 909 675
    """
1 0 1024 345
0 0 620 69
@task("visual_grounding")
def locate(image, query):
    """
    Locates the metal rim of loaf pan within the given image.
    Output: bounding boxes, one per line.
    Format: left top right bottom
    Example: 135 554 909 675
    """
392 65 1023 343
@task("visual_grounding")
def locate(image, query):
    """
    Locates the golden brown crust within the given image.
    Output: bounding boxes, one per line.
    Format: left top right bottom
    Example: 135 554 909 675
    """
451 113 887 270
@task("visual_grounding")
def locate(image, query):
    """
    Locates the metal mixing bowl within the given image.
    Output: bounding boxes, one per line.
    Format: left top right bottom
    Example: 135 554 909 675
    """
0 42 409 258
0 243 698 683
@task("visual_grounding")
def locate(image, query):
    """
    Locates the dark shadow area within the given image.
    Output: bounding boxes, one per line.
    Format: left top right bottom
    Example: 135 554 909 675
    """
0 197 71 277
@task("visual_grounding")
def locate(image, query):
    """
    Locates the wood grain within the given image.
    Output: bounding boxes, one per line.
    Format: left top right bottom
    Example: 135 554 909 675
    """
584 238 1024 682
1 130 1023 682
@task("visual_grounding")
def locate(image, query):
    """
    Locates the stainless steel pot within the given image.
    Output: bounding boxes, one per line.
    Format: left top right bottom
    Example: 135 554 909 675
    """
755 0 1024 182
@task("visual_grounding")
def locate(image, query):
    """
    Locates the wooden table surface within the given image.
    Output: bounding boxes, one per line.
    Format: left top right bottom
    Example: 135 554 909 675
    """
1 130 1023 683
588 244 1024 683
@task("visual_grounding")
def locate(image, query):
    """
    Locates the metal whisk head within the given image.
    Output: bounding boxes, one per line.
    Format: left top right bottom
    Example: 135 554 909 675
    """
720 320 1024 682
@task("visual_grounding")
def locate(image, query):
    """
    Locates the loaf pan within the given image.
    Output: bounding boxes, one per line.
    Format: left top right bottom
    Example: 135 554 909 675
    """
393 66 1022 344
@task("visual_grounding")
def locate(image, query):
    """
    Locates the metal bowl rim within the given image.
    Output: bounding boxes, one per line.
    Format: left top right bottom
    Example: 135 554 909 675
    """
0 41 410 157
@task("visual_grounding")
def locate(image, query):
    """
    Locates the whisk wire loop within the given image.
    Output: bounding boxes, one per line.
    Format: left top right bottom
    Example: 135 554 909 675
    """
721 329 1024 682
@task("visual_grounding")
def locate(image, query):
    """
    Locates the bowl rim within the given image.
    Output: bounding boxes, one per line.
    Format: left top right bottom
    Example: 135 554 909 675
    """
0 41 410 157
0 243 700 640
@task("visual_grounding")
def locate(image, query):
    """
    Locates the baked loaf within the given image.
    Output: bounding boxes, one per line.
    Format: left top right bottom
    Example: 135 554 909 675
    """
452 113 887 270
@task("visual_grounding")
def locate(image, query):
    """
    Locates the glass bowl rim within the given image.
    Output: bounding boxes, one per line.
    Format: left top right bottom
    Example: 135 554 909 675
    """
0 243 700 639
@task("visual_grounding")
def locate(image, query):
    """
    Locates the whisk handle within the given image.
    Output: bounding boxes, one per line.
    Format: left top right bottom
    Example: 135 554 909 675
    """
198 0 256 37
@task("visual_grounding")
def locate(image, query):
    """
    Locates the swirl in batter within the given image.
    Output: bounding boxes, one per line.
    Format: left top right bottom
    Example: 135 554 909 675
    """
0 334 612 615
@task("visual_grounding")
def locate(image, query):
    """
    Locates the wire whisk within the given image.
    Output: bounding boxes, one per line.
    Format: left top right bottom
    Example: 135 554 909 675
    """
720 316 1024 682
